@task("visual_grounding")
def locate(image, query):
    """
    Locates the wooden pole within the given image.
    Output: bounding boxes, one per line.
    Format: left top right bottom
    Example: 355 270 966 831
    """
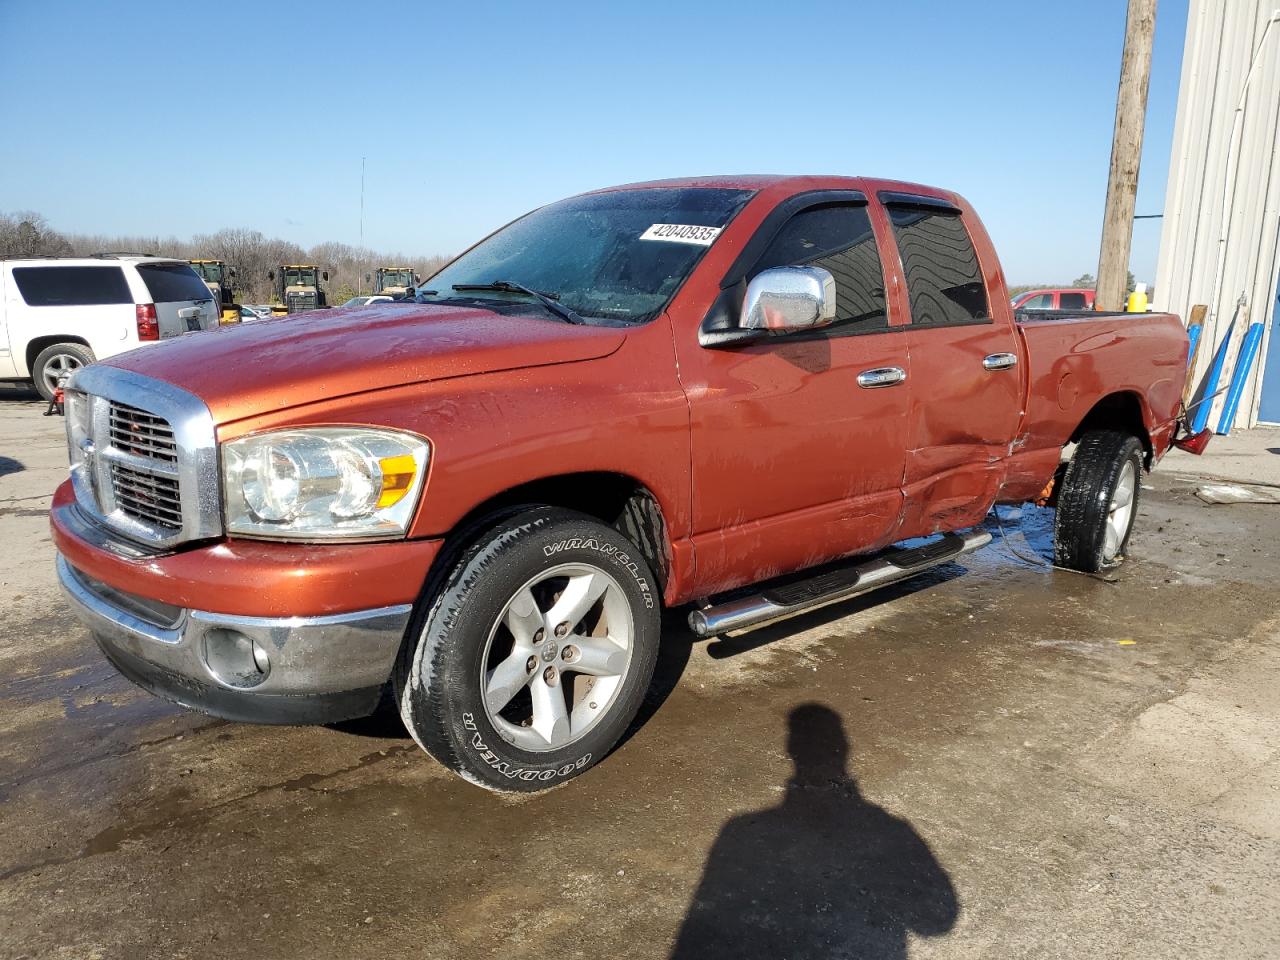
1182 303 1208 410
1096 0 1158 311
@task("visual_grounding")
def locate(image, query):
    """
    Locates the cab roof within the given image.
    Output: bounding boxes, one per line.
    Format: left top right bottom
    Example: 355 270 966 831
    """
582 174 958 202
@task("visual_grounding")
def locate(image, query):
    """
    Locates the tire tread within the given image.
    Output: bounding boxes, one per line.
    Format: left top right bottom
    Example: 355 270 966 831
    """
398 507 659 792
1053 430 1144 572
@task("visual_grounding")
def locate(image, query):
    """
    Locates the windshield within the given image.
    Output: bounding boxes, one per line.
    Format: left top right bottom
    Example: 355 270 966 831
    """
424 187 753 324
284 267 316 287
191 262 224 283
380 270 413 287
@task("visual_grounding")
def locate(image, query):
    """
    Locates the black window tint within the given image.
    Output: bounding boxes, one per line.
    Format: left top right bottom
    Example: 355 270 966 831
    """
12 266 131 306
1059 292 1087 310
887 207 990 327
136 263 212 303
752 204 887 332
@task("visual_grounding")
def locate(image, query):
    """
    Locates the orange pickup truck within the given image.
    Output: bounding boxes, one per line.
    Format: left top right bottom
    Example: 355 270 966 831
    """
53 175 1193 791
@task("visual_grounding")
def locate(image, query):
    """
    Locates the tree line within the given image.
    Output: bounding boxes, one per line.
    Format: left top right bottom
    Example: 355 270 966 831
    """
0 211 450 304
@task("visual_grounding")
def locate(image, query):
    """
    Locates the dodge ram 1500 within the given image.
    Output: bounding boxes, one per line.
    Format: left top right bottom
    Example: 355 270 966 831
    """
53 175 1192 791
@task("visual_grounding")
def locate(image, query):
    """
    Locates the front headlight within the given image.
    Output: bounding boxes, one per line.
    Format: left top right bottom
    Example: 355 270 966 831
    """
222 427 429 540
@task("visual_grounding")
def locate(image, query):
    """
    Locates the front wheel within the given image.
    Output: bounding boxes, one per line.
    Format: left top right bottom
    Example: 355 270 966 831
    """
1053 430 1144 572
398 507 661 792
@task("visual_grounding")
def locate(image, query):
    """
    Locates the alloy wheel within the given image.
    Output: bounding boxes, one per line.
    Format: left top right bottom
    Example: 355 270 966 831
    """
41 352 84 395
480 562 635 752
1103 461 1137 562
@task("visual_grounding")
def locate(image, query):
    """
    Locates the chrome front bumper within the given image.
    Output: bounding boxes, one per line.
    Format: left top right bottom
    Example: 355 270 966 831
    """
57 554 413 724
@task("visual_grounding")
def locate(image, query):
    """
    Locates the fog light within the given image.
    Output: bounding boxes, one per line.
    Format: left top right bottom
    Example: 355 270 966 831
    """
252 639 270 674
204 629 271 688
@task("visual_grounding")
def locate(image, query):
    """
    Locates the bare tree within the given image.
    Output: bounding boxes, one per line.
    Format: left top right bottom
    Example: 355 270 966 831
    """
0 211 74 257
2 210 452 304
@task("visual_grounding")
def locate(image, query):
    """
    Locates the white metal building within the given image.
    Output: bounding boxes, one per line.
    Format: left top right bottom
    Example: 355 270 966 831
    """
1155 1 1280 427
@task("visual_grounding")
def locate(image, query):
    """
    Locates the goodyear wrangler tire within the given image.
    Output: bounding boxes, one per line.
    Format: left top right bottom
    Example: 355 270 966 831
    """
1053 430 1144 573
399 507 660 792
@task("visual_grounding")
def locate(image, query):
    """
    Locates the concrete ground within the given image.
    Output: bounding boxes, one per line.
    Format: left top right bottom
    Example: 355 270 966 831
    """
2 385 1279 960
1162 422 1280 486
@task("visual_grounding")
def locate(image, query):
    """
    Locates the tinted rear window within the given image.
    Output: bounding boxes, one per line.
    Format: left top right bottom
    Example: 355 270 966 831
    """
136 262 212 303
1059 292 1088 310
12 266 131 306
887 206 990 327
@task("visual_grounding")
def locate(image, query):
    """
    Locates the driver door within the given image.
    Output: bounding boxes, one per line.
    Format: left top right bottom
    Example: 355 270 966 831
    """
672 197 912 595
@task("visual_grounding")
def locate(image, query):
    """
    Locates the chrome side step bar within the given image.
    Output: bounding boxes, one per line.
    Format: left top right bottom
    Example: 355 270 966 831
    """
687 530 992 639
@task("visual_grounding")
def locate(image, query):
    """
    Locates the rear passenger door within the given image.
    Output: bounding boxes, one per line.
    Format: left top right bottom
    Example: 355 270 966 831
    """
882 195 1021 535
7 265 135 373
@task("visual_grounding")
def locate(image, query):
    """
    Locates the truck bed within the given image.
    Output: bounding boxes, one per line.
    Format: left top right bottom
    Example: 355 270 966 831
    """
999 309 1188 502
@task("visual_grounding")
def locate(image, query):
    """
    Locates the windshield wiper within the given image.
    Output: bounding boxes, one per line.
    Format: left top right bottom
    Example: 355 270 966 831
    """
451 281 585 325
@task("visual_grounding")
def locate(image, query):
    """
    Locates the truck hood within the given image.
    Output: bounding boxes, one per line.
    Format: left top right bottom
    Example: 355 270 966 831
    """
104 302 627 424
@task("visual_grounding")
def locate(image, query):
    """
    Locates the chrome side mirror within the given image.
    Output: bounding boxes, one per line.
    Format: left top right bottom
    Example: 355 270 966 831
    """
742 266 837 333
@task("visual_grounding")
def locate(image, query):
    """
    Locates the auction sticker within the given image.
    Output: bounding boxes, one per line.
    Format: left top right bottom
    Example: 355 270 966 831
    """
640 223 723 246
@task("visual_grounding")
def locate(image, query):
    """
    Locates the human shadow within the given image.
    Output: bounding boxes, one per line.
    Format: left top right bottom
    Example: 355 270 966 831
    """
670 704 959 960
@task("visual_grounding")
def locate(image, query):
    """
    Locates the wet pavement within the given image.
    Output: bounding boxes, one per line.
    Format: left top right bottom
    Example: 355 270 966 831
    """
2 389 1279 959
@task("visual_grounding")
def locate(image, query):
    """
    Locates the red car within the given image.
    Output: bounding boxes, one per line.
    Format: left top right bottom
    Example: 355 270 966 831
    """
1011 287 1097 311
53 175 1191 791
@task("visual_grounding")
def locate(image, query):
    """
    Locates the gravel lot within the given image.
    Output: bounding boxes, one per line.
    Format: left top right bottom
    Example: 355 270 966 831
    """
2 387 1278 960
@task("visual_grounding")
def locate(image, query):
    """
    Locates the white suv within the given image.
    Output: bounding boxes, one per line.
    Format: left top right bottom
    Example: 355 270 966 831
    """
0 255 219 400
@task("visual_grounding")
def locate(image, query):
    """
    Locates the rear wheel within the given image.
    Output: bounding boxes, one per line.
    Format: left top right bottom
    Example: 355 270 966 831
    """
1053 430 1144 572
398 507 660 792
32 342 94 402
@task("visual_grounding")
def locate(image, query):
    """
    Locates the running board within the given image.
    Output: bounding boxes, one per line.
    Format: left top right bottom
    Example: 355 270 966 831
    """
687 530 992 639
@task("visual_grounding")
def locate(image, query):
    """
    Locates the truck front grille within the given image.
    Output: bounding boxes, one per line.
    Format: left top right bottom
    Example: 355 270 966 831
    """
109 461 183 531
66 367 222 550
109 402 178 463
104 401 183 532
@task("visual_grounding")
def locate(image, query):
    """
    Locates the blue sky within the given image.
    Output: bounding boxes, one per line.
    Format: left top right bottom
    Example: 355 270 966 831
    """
0 0 1187 284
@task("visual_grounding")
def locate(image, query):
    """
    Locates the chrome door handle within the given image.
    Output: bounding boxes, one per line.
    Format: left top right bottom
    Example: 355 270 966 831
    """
856 366 907 388
983 353 1018 371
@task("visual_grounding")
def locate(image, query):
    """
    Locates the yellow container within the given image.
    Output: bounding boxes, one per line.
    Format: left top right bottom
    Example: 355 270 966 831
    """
1126 284 1149 313
220 306 241 325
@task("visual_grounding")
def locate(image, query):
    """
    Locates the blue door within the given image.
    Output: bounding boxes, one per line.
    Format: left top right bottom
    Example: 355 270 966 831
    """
1260 270 1280 424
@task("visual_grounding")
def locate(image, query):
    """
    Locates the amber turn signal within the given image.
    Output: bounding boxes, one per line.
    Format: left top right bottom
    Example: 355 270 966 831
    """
377 454 419 508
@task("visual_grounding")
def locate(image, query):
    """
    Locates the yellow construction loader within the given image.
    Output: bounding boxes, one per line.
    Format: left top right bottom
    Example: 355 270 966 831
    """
189 259 240 324
374 266 418 297
269 264 328 315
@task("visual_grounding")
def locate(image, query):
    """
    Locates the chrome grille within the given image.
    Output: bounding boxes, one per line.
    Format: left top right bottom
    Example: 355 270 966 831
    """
65 366 222 549
109 461 183 531
109 402 178 463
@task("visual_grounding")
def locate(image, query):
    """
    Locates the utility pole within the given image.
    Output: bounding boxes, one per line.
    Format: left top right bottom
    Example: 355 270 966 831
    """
359 156 366 294
1096 0 1157 311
